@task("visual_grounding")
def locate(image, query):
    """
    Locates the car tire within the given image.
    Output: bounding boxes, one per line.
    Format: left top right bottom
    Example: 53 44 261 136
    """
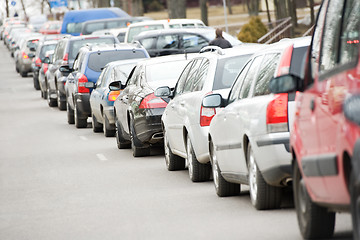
293 160 335 239
57 90 66 111
33 76 40 90
186 135 211 182
15 64 19 73
67 102 75 124
130 117 150 157
92 113 103 133
247 144 281 210
74 101 87 128
47 87 57 107
164 129 185 171
115 120 131 149
210 141 240 197
20 70 27 77
103 114 115 137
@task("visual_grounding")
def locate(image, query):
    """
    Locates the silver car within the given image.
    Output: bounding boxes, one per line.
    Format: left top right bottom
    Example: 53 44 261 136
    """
158 44 263 182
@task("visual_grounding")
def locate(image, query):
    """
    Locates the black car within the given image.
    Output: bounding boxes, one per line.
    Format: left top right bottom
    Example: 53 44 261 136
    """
133 28 242 57
112 54 193 157
45 35 120 109
64 43 149 128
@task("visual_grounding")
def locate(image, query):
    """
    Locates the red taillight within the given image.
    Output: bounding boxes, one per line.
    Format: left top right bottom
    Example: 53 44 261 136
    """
78 74 89 93
35 57 42 67
62 53 69 65
139 93 167 109
108 90 120 101
22 52 29 59
276 44 294 77
43 63 49 74
266 93 288 133
200 105 216 127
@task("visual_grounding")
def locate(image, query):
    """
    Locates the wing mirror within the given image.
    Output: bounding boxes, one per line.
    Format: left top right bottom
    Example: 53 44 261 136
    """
59 65 73 73
202 93 225 108
28 52 35 58
269 74 301 94
109 81 125 91
154 86 173 98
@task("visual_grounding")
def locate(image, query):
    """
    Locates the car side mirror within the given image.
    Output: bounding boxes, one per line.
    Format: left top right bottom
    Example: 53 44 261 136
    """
154 86 173 98
344 95 360 126
30 47 36 52
43 57 50 64
59 65 73 73
109 81 125 91
202 93 224 108
28 53 35 58
268 74 301 94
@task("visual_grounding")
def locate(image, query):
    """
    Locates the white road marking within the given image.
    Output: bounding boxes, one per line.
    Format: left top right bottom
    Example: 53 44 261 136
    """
96 153 108 161
79 136 88 141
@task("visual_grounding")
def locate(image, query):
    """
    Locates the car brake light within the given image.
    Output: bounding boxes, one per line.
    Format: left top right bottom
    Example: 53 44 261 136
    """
266 93 288 133
62 53 69 65
43 63 49 74
78 74 90 93
139 93 167 109
200 105 216 127
108 90 120 101
276 44 294 77
35 57 41 67
22 52 28 59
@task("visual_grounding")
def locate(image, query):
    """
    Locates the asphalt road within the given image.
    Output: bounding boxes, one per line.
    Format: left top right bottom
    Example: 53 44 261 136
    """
0 41 353 240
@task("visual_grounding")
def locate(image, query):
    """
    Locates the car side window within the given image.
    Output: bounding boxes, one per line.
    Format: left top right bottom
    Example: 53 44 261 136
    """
175 61 194 95
228 60 251 104
182 34 208 49
319 0 345 74
183 58 202 92
157 34 179 49
254 53 280 96
339 0 360 66
96 68 107 87
139 37 156 50
127 65 142 86
193 59 209 91
239 56 262 99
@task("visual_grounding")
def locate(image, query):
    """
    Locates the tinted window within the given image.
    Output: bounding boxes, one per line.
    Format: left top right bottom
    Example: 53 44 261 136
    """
87 50 147 72
67 22 83 34
139 37 156 49
69 38 116 60
27 39 39 50
157 34 179 49
176 61 194 95
254 53 280 96
112 63 137 84
85 22 105 35
339 0 360 65
183 59 202 92
40 43 57 59
96 67 108 87
239 56 262 99
228 61 251 104
193 59 209 91
128 24 164 42
319 0 344 73
289 46 308 78
213 54 252 90
182 34 208 49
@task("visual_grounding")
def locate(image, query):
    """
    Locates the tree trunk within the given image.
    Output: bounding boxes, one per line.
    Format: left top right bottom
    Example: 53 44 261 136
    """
20 0 28 20
132 0 144 16
309 0 315 25
6 0 9 18
274 0 288 20
288 0 297 27
246 0 259 16
167 0 186 18
265 0 271 23
226 0 232 15
200 0 208 26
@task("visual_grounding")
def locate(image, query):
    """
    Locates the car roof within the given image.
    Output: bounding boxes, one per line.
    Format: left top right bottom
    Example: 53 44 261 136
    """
83 16 152 24
197 43 265 60
128 19 205 28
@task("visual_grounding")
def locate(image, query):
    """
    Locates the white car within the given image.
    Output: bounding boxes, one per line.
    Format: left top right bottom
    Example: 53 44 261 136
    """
156 44 263 182
204 37 310 210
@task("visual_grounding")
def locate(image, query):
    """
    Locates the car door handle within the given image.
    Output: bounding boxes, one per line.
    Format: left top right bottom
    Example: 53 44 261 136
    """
310 98 315 111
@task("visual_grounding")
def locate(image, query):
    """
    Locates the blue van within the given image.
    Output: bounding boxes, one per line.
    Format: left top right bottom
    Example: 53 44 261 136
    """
60 8 130 36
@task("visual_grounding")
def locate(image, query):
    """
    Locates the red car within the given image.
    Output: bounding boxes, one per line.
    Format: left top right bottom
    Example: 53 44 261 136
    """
39 21 62 35
269 0 360 239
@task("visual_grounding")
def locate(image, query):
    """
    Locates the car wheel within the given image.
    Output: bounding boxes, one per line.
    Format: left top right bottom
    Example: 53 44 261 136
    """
47 87 57 107
20 70 27 77
293 160 335 239
92 113 103 133
74 101 87 128
247 144 281 210
67 102 75 125
15 64 19 73
57 90 66 111
115 120 131 149
186 135 211 182
103 114 115 137
130 117 150 157
164 129 185 171
33 76 40 90
210 141 240 197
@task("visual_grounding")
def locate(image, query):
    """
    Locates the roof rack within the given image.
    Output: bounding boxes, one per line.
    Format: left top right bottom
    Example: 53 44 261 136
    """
199 46 224 55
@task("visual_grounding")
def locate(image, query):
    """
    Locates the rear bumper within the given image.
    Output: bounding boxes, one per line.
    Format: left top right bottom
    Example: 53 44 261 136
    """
75 93 91 117
134 108 164 145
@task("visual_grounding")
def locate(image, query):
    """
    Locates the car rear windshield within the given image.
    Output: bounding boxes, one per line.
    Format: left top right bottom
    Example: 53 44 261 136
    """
128 24 164 42
69 38 116 60
40 43 57 59
212 54 252 90
290 46 308 78
26 39 39 50
87 50 147 72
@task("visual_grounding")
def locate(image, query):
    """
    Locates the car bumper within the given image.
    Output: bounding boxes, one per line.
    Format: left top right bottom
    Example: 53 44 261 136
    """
134 108 164 145
75 93 91 117
253 132 292 186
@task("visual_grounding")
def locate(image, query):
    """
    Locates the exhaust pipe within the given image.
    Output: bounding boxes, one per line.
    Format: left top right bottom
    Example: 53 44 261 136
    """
151 132 164 140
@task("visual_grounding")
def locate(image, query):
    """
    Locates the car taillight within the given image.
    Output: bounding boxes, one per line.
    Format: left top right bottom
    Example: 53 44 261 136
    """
43 63 49 74
78 74 89 93
108 90 120 101
266 93 288 133
62 53 68 65
200 105 216 127
276 44 293 77
139 93 167 109
35 57 41 67
22 52 29 59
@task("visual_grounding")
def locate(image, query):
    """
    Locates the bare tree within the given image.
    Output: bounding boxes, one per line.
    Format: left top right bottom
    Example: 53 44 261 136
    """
200 0 208 25
273 0 288 20
265 0 271 23
132 0 144 16
288 0 297 27
20 0 28 20
6 0 9 17
309 0 315 25
98 0 111 7
246 0 259 16
167 0 186 18
226 0 232 15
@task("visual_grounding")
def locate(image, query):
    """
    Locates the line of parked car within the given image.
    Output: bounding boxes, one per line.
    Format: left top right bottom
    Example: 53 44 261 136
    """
2 1 360 238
